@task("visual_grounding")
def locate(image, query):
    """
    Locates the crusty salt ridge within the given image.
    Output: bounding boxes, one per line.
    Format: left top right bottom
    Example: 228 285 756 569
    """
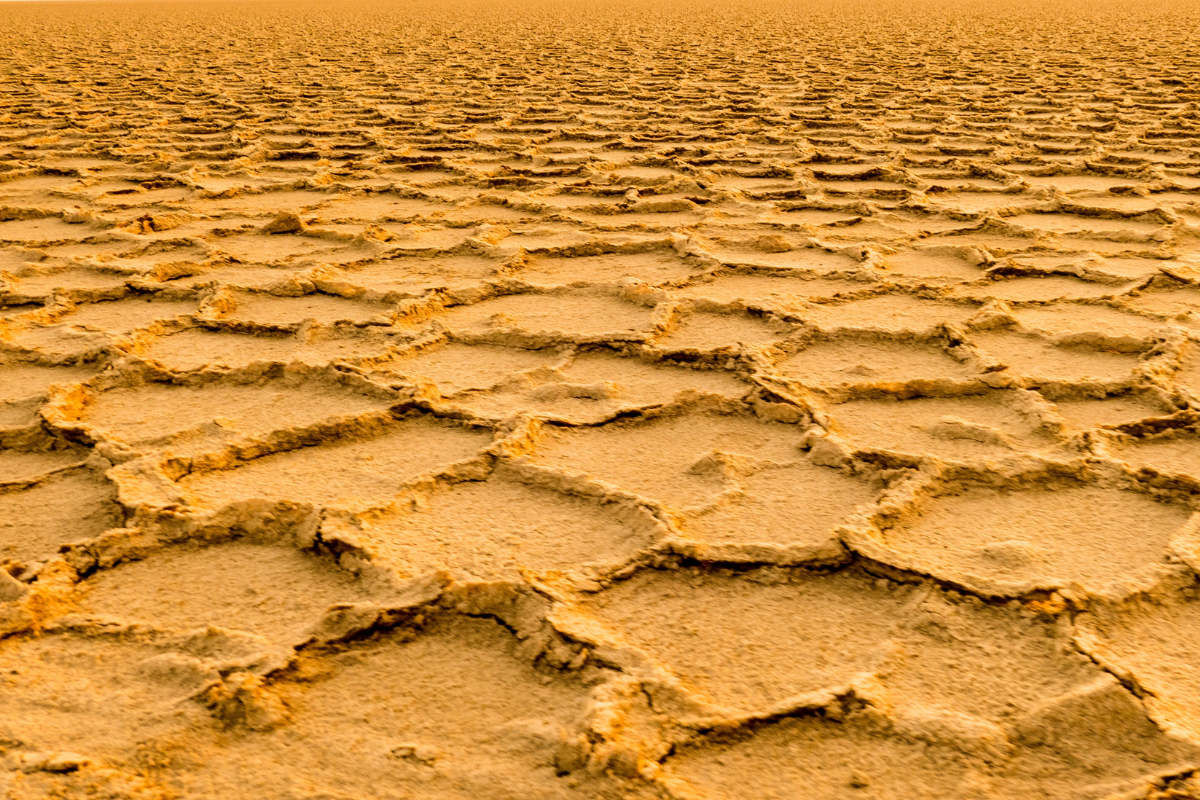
3 0 1200 796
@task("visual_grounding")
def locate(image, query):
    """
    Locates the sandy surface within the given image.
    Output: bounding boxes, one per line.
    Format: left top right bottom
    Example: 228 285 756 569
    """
3 0 1200 796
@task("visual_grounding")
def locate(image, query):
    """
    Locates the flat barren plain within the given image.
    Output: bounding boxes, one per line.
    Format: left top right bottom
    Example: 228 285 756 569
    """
3 0 1200 797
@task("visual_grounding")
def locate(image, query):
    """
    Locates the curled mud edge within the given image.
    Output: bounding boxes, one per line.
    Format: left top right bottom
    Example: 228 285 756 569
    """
5 0 1200 797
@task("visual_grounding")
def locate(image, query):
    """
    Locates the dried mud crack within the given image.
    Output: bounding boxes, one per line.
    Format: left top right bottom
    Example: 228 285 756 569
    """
3 0 1200 797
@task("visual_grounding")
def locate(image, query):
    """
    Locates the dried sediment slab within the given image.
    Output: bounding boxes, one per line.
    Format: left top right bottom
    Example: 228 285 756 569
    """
371 342 562 394
796 294 979 333
0 632 215 770
4 322 110 360
172 615 636 800
654 309 789 351
820 390 1059 462
666 677 1199 800
189 189 332 218
1105 430 1200 479
529 408 808 511
0 397 41 430
435 290 658 341
0 357 97 403
1042 388 1179 432
101 240 213 272
1127 285 1200 322
325 253 502 293
668 273 872 307
971 329 1146 384
679 460 877 559
664 710 977 800
167 262 315 290
705 242 860 272
314 190 451 221
457 350 749 423
1169 339 1200 400
211 231 375 266
1086 254 1174 280
515 249 697 286
880 592 1102 725
0 467 121 566
136 326 408 371
77 540 373 643
577 567 917 713
70 368 396 455
655 580 1200 799
559 351 746 400
0 615 642 800
996 675 1200 800
775 333 975 392
878 247 985 281
174 416 491 511
863 470 1195 597
1078 580 1200 739
51 295 200 334
954 275 1129 303
1009 302 1166 340
323 475 657 581
214 290 397 327
0 303 40 321
0 443 87 484
2 264 132 300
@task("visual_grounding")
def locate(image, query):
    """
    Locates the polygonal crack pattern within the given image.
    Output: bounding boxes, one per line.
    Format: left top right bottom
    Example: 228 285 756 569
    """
3 0 1200 797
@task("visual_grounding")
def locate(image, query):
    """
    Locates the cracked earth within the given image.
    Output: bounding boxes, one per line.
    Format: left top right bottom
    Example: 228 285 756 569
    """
3 0 1200 797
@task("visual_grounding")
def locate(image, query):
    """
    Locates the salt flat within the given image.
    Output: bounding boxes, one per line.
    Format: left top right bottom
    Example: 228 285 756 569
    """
3 0 1200 796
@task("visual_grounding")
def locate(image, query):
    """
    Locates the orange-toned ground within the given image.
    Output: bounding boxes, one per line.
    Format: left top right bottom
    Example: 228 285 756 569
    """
3 0 1200 797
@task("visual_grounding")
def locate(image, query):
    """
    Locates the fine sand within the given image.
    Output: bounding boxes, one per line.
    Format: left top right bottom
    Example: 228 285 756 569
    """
3 0 1200 797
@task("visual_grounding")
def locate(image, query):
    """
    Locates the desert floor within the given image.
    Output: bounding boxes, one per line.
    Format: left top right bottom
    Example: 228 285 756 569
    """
2 0 1200 797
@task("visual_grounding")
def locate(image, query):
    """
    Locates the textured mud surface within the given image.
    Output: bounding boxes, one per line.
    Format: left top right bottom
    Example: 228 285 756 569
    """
3 0 1200 797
